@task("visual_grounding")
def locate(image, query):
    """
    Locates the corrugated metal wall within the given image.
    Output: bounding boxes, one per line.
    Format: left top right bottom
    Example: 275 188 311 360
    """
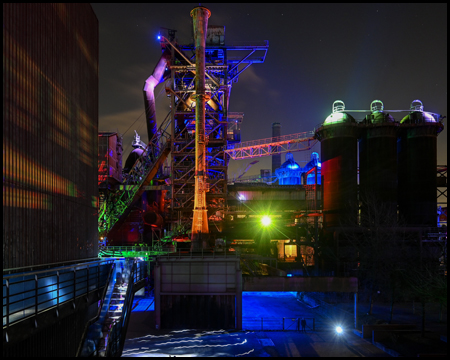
3 4 99 269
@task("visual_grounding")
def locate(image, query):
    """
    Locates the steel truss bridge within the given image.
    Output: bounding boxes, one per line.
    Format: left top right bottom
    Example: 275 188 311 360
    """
224 131 317 160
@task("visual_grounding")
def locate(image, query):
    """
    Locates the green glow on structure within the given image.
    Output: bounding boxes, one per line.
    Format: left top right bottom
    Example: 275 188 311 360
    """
261 215 272 227
324 112 347 125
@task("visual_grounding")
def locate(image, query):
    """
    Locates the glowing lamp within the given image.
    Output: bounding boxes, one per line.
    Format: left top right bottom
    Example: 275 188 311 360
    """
157 35 161 40
261 215 271 227
335 326 343 334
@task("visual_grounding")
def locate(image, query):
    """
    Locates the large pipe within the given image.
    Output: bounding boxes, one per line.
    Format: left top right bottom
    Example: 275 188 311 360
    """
190 6 211 250
143 50 171 150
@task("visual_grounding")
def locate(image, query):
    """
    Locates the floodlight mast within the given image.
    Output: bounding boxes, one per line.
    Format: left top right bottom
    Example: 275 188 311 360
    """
190 6 211 251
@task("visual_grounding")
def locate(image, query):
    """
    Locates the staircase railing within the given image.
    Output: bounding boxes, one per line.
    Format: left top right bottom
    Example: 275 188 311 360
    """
98 140 171 236
98 113 172 237
105 260 146 357
76 262 116 357
3 259 114 331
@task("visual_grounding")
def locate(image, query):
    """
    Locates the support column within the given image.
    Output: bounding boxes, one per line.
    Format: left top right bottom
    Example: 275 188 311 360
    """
354 292 358 329
155 263 161 329
235 267 242 330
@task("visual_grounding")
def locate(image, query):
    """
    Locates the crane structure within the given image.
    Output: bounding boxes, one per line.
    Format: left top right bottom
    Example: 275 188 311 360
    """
160 10 268 244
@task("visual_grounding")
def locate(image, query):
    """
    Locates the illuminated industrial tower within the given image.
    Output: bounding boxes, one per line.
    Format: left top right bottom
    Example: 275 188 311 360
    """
191 6 211 250
159 9 268 246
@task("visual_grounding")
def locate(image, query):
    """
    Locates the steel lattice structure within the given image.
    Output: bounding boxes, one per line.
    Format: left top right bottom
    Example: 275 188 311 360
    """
161 31 269 234
224 131 317 160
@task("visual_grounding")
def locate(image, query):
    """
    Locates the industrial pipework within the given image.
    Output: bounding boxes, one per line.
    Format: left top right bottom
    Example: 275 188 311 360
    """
190 6 211 250
143 50 170 151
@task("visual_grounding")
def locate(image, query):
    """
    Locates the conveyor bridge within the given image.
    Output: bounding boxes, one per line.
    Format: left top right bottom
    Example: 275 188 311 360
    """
224 131 317 160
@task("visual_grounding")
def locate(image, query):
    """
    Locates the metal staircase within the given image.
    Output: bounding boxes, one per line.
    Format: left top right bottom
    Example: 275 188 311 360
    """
98 117 172 237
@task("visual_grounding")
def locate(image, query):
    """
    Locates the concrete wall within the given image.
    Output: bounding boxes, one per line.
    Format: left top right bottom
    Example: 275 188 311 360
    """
154 256 242 329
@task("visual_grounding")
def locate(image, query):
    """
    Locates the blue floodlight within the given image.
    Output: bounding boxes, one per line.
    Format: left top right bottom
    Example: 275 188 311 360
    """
335 326 343 334
157 35 161 40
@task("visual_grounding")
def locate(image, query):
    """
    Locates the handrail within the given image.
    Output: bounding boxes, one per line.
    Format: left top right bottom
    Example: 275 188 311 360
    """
76 262 116 357
3 259 114 330
3 257 101 275
3 259 113 281
98 140 171 236
105 261 141 357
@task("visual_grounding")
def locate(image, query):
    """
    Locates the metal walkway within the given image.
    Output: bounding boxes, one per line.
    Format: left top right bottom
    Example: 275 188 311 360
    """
3 258 148 357
98 128 171 237
224 131 317 160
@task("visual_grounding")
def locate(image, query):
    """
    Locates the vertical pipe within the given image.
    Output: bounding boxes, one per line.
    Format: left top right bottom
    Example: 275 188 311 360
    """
272 122 281 173
190 6 211 250
236 267 242 330
155 263 161 329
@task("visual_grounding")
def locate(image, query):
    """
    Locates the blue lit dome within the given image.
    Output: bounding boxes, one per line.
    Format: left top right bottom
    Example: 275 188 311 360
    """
304 152 321 185
275 152 302 185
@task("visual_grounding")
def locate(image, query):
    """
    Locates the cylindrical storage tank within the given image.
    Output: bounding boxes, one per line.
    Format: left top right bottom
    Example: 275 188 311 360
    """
398 102 443 226
272 122 282 173
359 101 398 223
315 101 359 228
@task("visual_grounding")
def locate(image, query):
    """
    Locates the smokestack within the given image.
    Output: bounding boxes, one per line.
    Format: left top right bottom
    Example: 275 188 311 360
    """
190 6 211 250
272 122 281 173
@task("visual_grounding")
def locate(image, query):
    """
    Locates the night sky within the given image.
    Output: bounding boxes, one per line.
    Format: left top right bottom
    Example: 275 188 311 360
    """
91 3 447 178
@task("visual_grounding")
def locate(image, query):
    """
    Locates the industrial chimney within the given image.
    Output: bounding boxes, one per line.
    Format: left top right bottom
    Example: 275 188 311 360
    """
190 6 211 250
272 122 281 173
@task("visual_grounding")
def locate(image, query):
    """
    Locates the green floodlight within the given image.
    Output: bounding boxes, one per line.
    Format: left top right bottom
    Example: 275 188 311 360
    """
261 215 272 227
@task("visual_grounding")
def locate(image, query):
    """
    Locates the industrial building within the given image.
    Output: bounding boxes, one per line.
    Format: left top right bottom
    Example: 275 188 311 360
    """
3 3 104 357
3 4 446 357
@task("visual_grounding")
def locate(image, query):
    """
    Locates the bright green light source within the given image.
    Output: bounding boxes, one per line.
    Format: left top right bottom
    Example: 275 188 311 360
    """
261 215 271 227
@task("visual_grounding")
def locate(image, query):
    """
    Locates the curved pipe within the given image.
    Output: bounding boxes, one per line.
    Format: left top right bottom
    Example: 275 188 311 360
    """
143 50 171 148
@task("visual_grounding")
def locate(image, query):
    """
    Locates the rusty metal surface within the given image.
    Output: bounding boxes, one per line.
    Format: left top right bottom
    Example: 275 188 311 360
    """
3 4 99 268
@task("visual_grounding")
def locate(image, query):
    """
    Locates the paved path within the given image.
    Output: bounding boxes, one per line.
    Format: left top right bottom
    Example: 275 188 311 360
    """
123 292 390 357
